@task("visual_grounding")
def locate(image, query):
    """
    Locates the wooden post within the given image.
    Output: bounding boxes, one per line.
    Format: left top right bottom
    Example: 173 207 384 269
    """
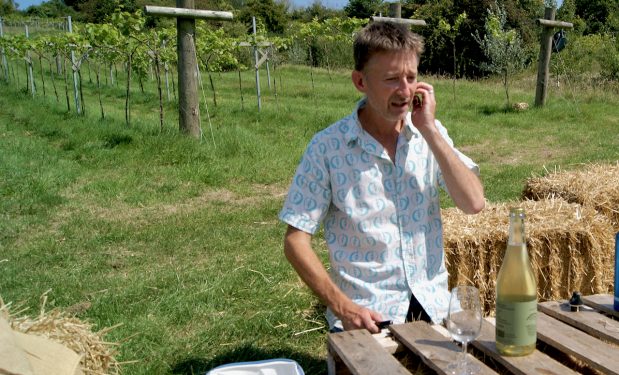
1 17 9 83
388 2 401 18
534 7 573 107
176 0 200 137
144 4 232 138
370 16 426 27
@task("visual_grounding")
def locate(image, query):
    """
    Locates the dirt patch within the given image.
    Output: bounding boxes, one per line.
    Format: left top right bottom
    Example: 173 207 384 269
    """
460 137 573 166
56 183 288 226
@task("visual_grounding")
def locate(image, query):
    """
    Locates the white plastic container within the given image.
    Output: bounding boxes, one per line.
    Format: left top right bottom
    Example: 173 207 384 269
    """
205 359 305 375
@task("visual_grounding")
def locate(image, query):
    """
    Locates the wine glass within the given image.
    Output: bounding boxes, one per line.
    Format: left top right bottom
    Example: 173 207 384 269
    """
446 286 483 375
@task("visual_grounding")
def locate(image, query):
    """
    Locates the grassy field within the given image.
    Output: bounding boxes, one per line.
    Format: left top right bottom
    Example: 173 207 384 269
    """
1 61 618 374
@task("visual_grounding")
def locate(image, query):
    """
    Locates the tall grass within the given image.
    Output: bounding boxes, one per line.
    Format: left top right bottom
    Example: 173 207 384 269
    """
1 63 618 374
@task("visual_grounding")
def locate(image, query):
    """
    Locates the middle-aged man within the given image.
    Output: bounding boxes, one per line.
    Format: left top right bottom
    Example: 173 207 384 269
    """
279 21 485 333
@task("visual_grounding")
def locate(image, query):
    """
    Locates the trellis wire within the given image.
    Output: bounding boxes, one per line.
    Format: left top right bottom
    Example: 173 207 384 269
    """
189 34 216 147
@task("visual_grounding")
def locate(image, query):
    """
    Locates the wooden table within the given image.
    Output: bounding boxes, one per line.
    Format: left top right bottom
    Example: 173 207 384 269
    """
327 294 619 375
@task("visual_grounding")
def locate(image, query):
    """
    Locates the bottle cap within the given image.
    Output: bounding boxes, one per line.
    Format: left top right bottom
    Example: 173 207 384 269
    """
509 207 525 218
569 291 584 312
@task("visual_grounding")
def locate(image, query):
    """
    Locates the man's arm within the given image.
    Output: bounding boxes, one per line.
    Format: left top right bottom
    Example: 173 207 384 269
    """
283 225 383 333
422 129 485 214
412 83 485 214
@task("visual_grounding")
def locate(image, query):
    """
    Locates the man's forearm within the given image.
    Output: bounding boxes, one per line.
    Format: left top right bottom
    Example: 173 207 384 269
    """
283 226 383 332
283 226 352 315
422 127 485 214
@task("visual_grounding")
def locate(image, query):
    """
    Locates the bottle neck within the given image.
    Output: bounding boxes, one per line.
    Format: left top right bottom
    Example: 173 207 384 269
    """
508 216 526 246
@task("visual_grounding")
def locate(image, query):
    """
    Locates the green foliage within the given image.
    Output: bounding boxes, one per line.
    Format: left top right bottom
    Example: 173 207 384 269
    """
405 0 495 77
0 0 14 15
473 0 529 107
72 0 137 24
24 0 77 18
344 0 384 19
551 32 619 81
288 16 365 68
237 0 290 35
575 0 619 34
196 24 240 72
501 0 544 47
290 1 344 22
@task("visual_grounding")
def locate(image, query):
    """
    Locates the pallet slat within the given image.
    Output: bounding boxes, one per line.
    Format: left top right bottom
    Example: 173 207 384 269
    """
390 322 497 375
537 311 619 375
327 295 619 375
472 319 579 375
327 329 410 375
581 294 619 319
538 300 619 345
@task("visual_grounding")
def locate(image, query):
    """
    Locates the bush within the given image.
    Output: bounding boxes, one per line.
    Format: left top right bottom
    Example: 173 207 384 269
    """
551 33 619 81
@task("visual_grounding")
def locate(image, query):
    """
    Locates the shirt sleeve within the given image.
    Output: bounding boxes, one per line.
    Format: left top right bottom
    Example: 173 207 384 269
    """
434 119 480 189
279 135 333 235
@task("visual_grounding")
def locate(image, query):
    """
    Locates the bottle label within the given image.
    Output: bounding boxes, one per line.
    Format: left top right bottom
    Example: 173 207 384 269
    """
496 299 537 346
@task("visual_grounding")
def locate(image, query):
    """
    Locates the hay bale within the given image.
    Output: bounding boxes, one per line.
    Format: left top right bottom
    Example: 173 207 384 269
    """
0 294 122 375
522 162 619 231
443 199 614 315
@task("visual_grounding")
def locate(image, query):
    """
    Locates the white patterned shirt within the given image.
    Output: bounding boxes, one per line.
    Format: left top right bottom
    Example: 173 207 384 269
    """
279 99 479 329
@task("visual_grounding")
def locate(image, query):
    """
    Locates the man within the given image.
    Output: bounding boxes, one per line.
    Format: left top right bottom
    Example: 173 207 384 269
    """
279 21 484 333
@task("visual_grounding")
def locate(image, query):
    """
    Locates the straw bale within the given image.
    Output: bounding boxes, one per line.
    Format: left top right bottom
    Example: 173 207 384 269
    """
442 198 614 315
522 162 619 231
0 294 121 375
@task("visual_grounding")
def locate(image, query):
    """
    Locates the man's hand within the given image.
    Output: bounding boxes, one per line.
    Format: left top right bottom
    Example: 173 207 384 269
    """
340 305 384 334
411 82 436 131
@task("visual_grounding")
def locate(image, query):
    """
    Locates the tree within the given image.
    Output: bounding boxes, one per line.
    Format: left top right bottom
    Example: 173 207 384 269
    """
291 1 343 22
405 0 495 77
25 0 77 17
80 0 137 23
1 0 15 15
473 0 528 107
438 11 467 99
237 0 289 34
574 0 619 34
344 0 383 19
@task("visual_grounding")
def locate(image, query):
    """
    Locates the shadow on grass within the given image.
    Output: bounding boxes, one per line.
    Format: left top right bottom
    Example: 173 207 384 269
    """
171 343 326 375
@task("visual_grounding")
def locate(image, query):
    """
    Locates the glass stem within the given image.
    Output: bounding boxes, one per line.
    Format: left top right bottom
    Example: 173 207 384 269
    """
460 341 468 370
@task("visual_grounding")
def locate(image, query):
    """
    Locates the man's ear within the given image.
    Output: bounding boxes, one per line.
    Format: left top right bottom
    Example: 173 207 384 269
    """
351 70 366 93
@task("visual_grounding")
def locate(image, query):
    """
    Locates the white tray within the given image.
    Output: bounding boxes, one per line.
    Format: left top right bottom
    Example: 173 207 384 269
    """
206 359 305 375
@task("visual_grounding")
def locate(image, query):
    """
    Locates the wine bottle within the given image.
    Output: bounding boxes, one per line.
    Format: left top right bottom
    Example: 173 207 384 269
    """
495 207 537 356
614 232 619 311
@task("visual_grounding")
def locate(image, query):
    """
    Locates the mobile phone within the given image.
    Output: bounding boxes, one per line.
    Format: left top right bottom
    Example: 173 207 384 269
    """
376 320 393 329
413 93 423 109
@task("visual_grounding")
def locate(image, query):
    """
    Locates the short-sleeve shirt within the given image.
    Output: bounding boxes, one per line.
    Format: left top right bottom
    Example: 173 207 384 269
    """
279 99 479 329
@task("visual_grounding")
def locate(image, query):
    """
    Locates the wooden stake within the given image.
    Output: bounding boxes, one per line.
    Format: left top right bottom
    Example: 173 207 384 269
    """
0 17 9 83
534 7 573 107
144 3 233 138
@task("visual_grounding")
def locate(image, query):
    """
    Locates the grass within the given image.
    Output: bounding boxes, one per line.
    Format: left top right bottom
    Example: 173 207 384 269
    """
1 59 618 374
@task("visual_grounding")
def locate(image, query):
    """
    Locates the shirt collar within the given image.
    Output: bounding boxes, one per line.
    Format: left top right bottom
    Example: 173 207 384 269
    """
345 97 419 146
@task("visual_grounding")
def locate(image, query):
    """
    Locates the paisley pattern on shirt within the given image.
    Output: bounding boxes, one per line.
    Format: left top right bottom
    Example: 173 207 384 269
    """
279 99 479 329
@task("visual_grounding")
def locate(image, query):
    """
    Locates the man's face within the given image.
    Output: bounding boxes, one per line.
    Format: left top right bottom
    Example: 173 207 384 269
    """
353 50 419 125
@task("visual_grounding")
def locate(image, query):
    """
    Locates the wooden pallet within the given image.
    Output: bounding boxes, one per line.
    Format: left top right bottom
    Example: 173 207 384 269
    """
327 294 619 375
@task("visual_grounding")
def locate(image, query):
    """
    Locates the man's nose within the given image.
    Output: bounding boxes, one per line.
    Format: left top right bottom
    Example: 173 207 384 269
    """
397 78 412 93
